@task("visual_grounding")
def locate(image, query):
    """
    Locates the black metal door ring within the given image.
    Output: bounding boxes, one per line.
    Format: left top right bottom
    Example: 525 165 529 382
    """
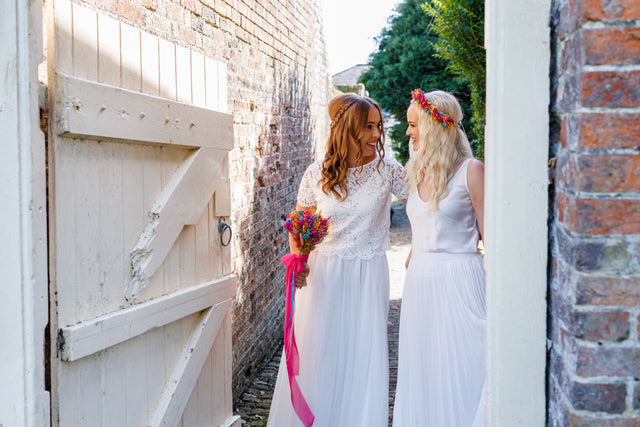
218 218 232 246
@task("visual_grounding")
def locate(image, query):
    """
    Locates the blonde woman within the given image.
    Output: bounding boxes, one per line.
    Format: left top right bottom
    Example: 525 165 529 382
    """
268 93 406 426
392 89 485 427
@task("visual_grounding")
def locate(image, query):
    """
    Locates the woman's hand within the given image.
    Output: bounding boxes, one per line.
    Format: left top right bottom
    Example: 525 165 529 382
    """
295 263 310 288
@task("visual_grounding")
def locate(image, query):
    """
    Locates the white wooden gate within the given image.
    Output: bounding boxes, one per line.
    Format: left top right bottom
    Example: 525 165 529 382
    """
47 1 239 426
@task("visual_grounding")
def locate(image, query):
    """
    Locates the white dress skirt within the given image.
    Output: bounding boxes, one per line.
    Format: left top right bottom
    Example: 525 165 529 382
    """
268 156 406 427
393 158 486 427
267 252 390 426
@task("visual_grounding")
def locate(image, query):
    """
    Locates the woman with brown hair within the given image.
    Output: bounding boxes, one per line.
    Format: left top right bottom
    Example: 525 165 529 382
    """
267 92 405 426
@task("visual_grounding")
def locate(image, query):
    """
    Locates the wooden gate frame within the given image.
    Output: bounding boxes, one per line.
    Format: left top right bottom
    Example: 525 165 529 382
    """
0 1 50 425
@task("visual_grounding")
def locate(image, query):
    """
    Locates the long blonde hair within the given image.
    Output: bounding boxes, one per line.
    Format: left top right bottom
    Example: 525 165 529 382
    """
405 90 473 211
320 93 385 200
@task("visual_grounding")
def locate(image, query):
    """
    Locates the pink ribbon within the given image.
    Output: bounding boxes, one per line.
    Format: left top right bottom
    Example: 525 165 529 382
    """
281 253 315 427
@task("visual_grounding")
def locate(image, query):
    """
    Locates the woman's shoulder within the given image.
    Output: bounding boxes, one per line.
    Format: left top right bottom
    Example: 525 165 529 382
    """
465 157 484 190
466 157 484 174
303 160 323 176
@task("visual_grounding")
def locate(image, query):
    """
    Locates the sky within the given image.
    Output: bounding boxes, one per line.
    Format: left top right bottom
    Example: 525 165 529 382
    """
321 0 400 75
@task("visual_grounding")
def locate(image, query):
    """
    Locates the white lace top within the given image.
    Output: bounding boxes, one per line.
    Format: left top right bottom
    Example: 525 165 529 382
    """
297 155 406 259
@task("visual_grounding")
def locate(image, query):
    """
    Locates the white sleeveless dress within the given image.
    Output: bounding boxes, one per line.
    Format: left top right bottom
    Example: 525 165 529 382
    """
267 156 406 427
392 158 486 427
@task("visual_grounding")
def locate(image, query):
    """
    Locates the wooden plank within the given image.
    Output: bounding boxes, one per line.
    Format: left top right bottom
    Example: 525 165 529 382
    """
191 51 206 108
175 45 191 103
218 62 228 112
121 142 145 263
204 57 220 111
215 177 232 217
71 3 98 80
125 331 148 426
149 300 232 427
72 140 101 322
195 350 214 426
57 362 79 425
54 0 73 75
98 142 125 310
54 140 77 327
60 275 236 361
223 313 233 415
141 145 165 301
126 148 226 300
54 74 234 149
158 39 176 100
179 225 197 287
121 23 141 91
209 314 227 423
77 355 102 424
195 204 210 282
145 325 167 420
141 31 160 96
208 201 223 279
181 382 199 427
101 346 127 425
97 13 120 86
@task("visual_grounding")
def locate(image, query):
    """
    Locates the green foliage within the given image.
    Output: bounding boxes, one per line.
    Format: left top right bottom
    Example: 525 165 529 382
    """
359 0 473 164
423 0 485 159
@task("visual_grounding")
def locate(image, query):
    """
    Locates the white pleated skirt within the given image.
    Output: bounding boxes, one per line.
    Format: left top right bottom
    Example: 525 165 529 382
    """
267 252 390 427
393 252 486 427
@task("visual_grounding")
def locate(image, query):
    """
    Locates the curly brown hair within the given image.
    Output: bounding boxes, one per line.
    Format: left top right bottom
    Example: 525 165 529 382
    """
320 93 386 200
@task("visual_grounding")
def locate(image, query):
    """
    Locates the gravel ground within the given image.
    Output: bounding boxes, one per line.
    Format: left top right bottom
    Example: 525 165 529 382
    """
235 200 411 426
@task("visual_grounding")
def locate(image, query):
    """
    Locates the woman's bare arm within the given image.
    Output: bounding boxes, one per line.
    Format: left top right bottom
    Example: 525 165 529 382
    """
467 159 485 242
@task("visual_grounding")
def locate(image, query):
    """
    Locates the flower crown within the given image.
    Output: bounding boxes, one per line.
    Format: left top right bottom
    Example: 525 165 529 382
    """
411 89 456 128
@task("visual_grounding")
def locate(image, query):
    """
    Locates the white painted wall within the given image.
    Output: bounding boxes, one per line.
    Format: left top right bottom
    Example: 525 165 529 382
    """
0 0 50 426
484 0 550 425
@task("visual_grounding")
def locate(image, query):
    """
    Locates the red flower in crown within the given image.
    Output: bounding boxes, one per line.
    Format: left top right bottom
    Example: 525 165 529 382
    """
411 89 456 128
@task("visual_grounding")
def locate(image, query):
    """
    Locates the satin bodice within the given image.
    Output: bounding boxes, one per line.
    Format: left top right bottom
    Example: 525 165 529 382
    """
406 158 479 254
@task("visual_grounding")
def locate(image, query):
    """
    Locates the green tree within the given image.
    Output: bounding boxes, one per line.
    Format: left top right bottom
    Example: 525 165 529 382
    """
360 0 472 164
423 0 485 159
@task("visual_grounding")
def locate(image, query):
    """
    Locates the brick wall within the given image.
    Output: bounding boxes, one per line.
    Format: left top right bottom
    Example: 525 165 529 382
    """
74 0 332 400
549 0 640 424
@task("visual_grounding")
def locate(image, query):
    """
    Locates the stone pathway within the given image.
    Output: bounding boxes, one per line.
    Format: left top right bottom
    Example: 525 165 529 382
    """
235 201 411 426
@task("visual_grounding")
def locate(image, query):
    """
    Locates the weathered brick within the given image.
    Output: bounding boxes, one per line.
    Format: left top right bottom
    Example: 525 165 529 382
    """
582 71 640 108
569 380 627 413
584 27 640 65
576 276 640 306
571 198 640 235
117 0 146 24
555 189 577 225
575 344 640 377
559 73 582 113
561 32 585 73
556 0 585 39
554 152 579 191
139 0 157 11
584 0 640 21
568 413 640 426
634 382 640 409
577 154 640 193
556 225 631 272
571 310 630 342
579 113 640 150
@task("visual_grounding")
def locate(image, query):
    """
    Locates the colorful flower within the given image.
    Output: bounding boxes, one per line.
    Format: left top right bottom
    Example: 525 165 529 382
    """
284 208 330 255
411 88 457 128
